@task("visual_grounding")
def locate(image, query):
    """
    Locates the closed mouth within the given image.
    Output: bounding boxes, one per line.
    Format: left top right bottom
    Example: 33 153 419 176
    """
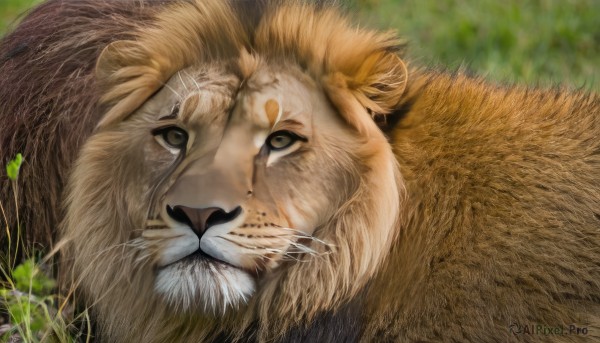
170 247 245 273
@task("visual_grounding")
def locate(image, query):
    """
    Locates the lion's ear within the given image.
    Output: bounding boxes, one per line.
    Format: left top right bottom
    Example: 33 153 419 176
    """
344 50 408 115
323 48 408 135
95 40 170 129
254 4 407 132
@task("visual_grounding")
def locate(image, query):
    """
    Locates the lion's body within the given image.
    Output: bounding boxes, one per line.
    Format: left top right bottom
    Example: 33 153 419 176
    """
368 72 600 341
0 1 598 342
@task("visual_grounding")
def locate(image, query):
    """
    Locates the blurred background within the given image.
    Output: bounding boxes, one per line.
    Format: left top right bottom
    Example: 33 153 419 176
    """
1 0 599 91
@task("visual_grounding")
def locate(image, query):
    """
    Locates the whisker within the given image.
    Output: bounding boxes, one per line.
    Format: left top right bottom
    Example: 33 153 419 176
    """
276 227 310 235
276 227 335 247
163 83 182 100
177 71 189 92
287 242 318 254
183 69 201 91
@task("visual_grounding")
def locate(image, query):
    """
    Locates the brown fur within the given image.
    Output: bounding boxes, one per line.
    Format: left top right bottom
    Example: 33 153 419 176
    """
1 1 599 342
366 70 600 342
0 0 161 260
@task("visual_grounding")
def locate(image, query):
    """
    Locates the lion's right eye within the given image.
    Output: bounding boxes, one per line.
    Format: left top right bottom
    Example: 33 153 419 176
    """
266 130 306 151
153 126 189 151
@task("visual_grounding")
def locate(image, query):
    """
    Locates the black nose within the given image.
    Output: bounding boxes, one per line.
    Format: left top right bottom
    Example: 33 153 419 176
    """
167 205 242 236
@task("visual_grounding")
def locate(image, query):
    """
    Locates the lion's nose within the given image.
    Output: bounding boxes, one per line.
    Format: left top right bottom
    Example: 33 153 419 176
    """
167 205 242 236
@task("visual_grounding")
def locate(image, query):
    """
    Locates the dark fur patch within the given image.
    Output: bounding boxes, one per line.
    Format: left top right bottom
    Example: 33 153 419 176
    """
0 0 161 260
379 95 415 134
0 42 29 63
214 298 365 343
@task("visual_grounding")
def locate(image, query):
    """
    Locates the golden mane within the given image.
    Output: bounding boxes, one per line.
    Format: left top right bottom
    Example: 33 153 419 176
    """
72 1 408 340
96 0 249 128
253 4 407 115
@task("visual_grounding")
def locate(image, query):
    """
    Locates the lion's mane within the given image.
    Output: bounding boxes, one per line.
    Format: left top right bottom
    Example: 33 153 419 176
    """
0 0 159 258
1 1 599 342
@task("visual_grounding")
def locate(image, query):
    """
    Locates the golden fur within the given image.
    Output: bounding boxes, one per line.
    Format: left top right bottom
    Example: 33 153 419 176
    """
367 71 600 341
1 1 598 342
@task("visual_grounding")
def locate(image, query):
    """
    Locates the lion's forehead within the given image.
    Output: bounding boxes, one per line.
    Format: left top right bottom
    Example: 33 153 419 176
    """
160 62 319 136
173 67 241 125
238 90 283 129
238 70 317 130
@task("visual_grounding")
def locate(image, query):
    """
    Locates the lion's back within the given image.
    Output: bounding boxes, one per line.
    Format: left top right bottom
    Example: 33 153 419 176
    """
375 71 600 341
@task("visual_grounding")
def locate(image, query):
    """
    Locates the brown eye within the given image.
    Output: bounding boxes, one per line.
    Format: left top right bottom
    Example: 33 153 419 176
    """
266 130 305 151
154 126 188 150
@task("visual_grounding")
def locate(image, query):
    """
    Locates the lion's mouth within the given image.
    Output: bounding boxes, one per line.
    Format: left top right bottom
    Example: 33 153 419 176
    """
181 248 243 271
159 237 259 276
160 205 253 270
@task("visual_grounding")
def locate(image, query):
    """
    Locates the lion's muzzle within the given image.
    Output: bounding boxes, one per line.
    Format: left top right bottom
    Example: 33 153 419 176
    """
167 205 243 237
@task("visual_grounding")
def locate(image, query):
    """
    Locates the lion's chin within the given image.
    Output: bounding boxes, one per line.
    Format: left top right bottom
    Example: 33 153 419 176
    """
154 253 256 314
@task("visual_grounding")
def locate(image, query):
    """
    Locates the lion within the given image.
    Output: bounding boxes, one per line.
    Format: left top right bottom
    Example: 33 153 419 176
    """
1 0 599 342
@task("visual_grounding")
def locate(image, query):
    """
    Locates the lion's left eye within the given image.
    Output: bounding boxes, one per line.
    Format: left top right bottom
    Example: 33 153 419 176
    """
153 126 188 150
266 131 304 151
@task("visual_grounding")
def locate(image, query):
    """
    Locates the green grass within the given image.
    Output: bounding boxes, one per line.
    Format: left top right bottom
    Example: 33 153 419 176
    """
0 0 40 35
353 0 600 91
2 0 599 90
1 155 84 341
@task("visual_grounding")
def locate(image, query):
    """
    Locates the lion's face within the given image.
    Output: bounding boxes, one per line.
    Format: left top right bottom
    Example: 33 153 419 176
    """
80 61 363 312
61 3 407 338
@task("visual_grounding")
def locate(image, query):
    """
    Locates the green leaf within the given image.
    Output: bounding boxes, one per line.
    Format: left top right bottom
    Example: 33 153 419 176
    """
12 259 34 292
11 259 55 295
30 303 47 332
6 153 23 181
9 301 28 325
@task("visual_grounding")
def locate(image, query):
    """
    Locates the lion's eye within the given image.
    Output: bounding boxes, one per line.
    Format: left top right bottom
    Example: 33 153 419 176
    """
153 126 188 150
266 131 303 151
163 128 187 148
